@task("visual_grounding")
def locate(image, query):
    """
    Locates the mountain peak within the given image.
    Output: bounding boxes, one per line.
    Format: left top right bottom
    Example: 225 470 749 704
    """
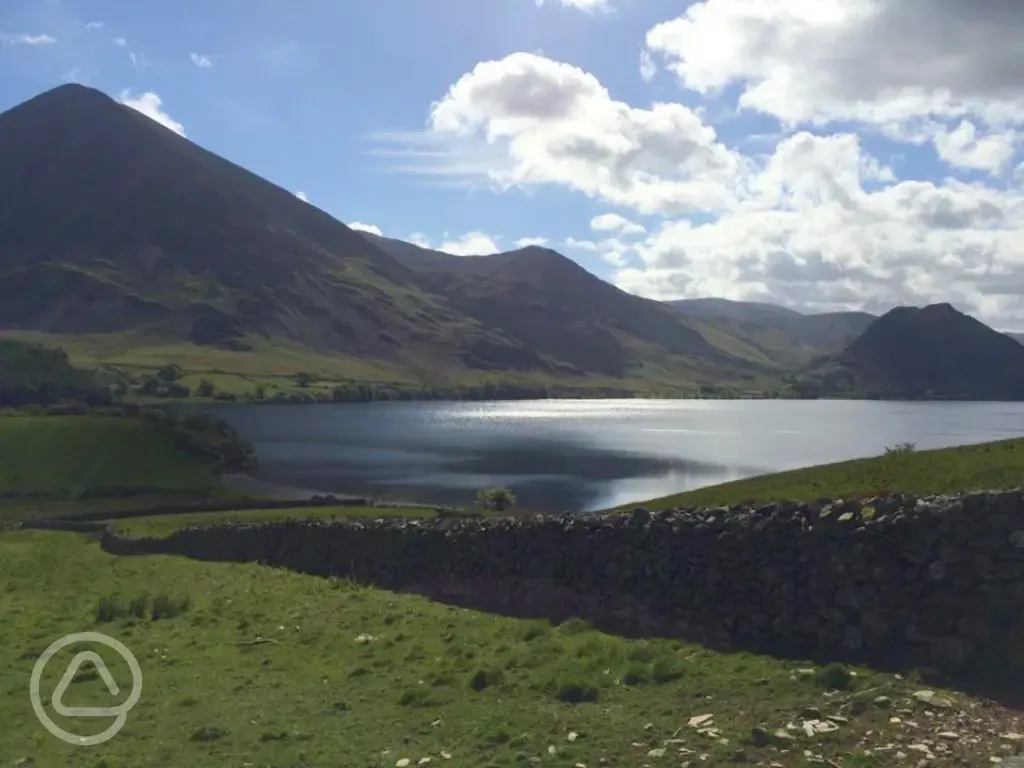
5 83 115 115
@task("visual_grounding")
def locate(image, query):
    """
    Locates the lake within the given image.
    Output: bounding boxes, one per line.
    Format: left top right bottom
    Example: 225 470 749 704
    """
204 400 1024 512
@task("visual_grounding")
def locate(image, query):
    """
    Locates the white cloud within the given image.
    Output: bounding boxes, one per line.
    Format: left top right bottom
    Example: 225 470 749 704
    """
189 53 214 68
644 0 1024 130
84 21 104 30
931 121 1017 175
439 232 501 256
427 52 743 215
375 9 1024 328
639 49 657 83
349 221 383 236
1 32 57 45
590 213 646 235
515 236 549 248
113 37 127 47
118 91 186 137
406 231 504 256
295 191 309 202
535 0 614 11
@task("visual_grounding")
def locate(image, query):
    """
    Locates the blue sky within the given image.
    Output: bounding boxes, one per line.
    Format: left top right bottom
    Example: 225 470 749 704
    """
3 0 1024 327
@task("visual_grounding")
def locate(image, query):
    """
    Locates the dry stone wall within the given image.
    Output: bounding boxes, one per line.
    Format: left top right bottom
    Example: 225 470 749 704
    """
101 490 1024 679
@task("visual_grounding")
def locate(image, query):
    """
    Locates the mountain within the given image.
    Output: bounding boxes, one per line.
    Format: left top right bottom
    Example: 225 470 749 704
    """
0 84 766 391
665 298 877 366
804 303 1024 400
363 233 756 380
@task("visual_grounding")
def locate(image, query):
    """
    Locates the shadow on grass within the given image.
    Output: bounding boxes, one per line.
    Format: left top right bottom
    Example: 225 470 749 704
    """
29 516 1024 712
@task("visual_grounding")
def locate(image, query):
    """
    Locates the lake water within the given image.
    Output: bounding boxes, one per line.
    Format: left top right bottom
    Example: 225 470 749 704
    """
205 400 1024 513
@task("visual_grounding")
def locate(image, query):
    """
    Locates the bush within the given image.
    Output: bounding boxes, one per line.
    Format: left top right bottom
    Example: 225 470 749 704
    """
553 680 599 704
157 364 184 382
476 486 517 512
197 379 216 398
469 667 504 692
96 595 125 623
651 656 685 684
620 662 651 687
151 593 191 620
816 662 853 691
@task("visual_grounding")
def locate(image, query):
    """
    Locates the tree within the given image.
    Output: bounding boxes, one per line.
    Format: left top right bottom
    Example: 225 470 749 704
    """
197 379 216 398
476 487 517 512
157 363 183 382
294 371 314 388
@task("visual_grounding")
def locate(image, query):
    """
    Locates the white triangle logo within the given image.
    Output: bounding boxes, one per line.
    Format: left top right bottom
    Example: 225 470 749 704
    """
51 651 123 717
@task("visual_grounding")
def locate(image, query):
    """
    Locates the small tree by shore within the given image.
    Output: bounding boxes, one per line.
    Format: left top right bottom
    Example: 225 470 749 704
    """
476 487 516 512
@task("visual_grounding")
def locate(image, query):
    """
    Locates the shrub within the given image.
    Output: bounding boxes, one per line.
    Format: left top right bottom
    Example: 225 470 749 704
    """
151 593 191 620
197 379 216 398
96 595 125 623
157 364 183 383
816 662 853 691
651 656 685 684
553 680 599 704
469 667 504 692
557 618 594 635
620 662 651 687
127 594 150 619
476 486 517 512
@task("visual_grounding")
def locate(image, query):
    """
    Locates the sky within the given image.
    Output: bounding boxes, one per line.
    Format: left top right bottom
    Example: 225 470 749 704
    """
3 0 1024 328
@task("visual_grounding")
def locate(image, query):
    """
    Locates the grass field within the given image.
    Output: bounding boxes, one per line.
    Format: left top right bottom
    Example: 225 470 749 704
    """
0 416 215 499
4 528 1021 767
4 439 1024 765
627 437 1024 511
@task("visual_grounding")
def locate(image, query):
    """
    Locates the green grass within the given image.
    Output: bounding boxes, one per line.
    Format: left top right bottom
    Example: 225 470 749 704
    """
0 416 215 499
625 437 1024 511
3 529 1015 768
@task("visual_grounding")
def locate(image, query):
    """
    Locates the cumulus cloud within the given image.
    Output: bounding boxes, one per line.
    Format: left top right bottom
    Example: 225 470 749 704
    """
439 232 501 256
427 52 743 215
119 91 185 137
591 213 646 235
645 0 1024 130
349 222 383 236
515 236 549 248
189 53 214 68
407 231 503 256
375 5 1024 327
295 191 309 202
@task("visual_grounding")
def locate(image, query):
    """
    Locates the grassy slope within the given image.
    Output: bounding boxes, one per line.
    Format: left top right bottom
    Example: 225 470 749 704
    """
0 416 215 497
5 529 1019 768
0 329 779 398
621 437 1024 511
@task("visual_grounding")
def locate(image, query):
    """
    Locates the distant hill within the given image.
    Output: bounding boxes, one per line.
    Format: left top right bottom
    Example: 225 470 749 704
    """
364 232 754 379
801 303 1024 400
664 298 877 367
